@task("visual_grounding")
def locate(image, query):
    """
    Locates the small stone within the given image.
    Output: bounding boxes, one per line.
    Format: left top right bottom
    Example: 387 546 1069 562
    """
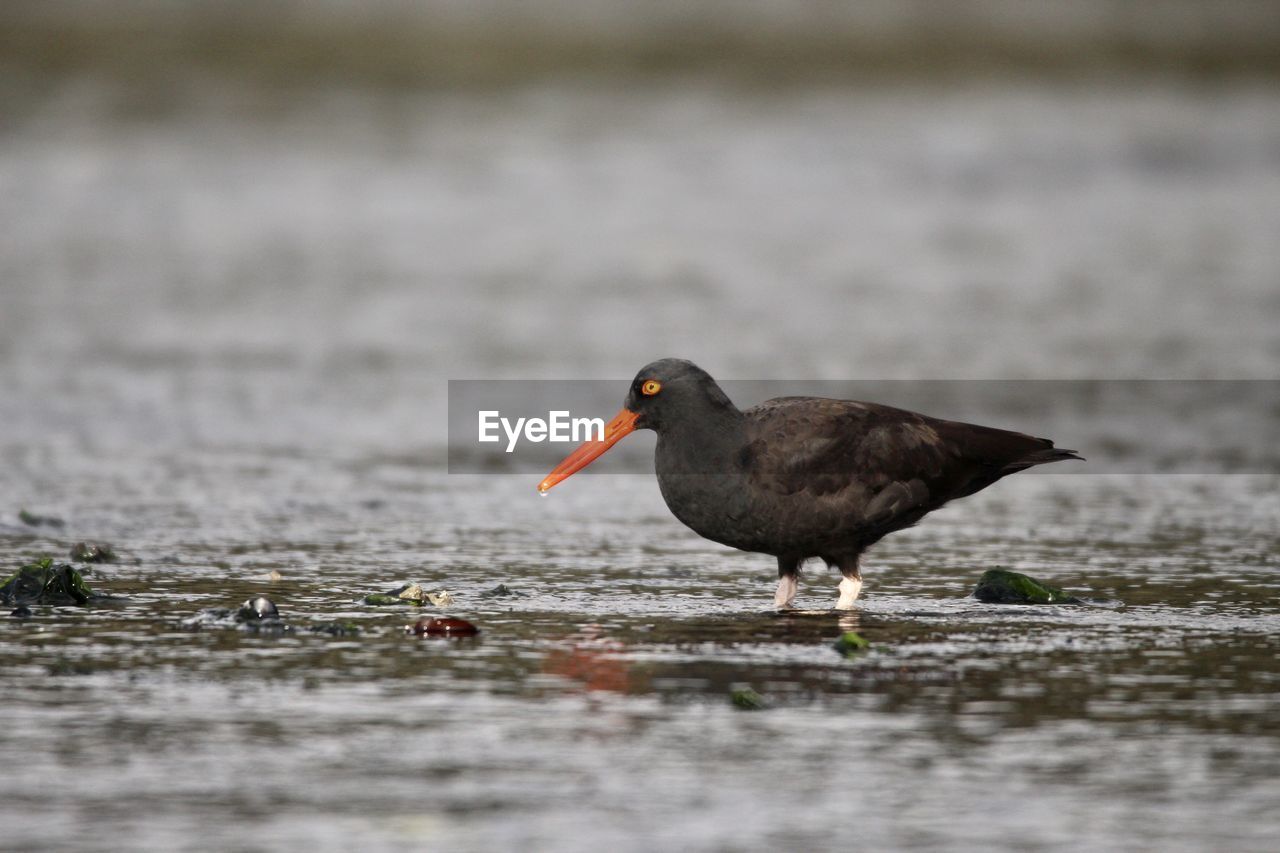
239 596 279 619
406 617 479 637
425 590 454 607
70 542 117 563
398 583 426 603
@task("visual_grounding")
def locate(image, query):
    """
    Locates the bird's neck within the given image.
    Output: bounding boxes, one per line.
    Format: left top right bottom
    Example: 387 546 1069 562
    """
653 401 752 548
655 401 746 476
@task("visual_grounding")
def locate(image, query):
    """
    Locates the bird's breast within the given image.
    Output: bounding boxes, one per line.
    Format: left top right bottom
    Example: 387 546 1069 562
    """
655 471 760 550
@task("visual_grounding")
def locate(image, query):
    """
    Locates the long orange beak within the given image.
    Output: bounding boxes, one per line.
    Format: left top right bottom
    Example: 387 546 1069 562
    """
538 408 639 493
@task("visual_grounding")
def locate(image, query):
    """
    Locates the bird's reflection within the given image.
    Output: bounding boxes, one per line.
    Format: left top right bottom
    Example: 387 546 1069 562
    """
836 612 862 635
542 624 631 694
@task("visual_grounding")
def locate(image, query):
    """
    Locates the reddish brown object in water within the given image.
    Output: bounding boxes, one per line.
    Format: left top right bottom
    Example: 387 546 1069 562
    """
407 617 479 637
540 625 630 693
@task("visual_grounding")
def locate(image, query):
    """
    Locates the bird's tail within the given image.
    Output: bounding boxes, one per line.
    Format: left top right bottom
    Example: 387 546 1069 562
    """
1011 446 1085 471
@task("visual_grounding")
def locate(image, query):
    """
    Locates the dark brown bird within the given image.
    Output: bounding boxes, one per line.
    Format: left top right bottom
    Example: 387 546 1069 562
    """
539 359 1082 610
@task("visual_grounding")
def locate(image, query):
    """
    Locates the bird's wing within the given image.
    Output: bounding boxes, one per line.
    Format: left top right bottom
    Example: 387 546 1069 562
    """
741 397 1077 528
742 398 946 495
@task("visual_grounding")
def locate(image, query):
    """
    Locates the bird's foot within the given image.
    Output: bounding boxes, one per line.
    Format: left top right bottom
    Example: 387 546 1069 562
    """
774 575 798 611
835 576 863 610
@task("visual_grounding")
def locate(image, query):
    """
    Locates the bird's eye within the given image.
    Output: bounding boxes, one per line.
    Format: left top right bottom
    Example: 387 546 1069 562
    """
641 380 662 396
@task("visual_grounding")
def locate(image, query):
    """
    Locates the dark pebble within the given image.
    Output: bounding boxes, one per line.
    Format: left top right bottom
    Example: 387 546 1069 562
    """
70 542 117 563
240 596 279 619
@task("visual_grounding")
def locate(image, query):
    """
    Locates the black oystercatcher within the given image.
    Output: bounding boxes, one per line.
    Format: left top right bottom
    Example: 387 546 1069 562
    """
539 359 1081 610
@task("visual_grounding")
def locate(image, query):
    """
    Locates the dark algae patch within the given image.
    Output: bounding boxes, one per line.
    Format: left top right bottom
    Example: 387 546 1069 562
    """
972 569 1084 605
307 621 361 637
361 593 405 606
0 557 94 606
479 583 524 599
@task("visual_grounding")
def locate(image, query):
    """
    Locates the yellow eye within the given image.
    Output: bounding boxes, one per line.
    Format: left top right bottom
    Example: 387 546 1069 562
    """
641 380 662 396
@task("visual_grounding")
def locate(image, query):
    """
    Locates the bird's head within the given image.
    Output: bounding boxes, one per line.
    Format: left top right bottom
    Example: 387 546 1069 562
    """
537 358 733 493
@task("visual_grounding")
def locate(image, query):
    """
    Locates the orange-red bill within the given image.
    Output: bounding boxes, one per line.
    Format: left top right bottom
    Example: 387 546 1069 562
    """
538 408 639 493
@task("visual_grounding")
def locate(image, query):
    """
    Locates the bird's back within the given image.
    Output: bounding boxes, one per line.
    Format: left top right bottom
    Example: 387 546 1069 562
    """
724 396 1081 556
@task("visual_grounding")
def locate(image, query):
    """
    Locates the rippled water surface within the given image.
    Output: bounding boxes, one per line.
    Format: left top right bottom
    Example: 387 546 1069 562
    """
2 71 1279 851
4 467 1278 852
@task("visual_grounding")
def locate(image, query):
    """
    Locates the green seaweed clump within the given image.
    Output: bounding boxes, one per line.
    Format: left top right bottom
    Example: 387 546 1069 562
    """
0 557 94 606
362 593 406 606
730 688 766 710
972 569 1082 605
833 631 871 656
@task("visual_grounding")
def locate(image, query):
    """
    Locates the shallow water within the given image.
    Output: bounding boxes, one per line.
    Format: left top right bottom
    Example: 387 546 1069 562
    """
3 468 1278 851
2 72 1279 851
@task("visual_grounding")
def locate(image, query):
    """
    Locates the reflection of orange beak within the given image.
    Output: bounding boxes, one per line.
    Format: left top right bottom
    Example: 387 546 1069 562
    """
542 628 630 693
538 408 639 493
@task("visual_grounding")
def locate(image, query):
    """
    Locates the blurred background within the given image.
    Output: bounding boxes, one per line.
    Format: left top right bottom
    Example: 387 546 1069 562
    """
2 0 1278 463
